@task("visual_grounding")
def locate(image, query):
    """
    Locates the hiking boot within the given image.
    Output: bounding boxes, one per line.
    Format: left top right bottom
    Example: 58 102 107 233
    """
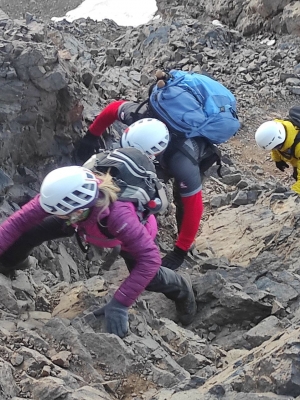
0 256 36 278
0 261 13 277
175 273 197 326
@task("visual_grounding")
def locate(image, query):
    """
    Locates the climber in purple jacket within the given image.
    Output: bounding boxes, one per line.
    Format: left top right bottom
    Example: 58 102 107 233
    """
0 165 197 338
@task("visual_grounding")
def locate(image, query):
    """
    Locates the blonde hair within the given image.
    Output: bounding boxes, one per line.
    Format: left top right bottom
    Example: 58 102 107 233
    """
94 172 120 216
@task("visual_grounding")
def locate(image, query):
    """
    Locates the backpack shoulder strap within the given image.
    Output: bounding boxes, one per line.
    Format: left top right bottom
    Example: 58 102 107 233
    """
130 98 149 119
97 216 115 239
171 140 223 177
97 205 147 239
291 131 300 158
171 140 198 166
75 230 90 254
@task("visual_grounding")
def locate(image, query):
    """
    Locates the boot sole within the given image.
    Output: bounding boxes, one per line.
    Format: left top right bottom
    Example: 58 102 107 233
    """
177 272 197 326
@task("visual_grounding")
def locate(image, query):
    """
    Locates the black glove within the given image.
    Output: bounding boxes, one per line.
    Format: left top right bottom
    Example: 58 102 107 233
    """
275 161 289 172
161 246 187 270
75 130 100 163
293 167 298 181
93 298 129 338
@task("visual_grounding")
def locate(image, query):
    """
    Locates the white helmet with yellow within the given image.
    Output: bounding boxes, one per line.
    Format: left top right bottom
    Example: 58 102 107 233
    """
255 121 286 150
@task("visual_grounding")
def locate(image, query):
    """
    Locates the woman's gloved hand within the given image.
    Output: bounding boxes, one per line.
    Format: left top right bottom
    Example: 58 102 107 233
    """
275 161 289 172
75 130 100 163
161 245 187 270
93 298 129 338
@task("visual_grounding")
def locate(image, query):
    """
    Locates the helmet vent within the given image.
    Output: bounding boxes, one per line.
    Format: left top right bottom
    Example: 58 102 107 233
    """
86 172 95 179
159 140 167 147
82 183 96 191
72 190 93 201
150 146 160 153
57 203 72 213
63 196 81 207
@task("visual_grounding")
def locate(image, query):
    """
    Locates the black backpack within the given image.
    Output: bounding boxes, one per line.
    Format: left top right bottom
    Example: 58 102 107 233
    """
281 106 300 159
83 147 169 217
289 106 300 128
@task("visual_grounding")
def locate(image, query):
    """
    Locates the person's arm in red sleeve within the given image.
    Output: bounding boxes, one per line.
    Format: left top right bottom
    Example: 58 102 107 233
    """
75 100 127 162
162 191 203 270
88 100 127 137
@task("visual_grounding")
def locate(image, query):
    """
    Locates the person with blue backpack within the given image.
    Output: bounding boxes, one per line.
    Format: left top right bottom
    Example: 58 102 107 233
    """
76 69 241 270
0 165 197 338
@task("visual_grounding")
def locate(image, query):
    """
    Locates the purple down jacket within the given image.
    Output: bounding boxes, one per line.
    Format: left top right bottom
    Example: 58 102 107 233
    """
0 195 161 307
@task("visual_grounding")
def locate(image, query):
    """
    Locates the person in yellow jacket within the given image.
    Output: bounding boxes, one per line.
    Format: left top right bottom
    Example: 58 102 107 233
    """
255 119 300 194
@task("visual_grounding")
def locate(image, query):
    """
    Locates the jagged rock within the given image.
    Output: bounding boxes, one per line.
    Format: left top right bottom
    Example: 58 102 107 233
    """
0 169 13 200
210 193 231 208
0 9 9 22
12 270 36 298
0 358 19 398
282 2 300 35
196 195 300 266
55 244 80 283
192 270 273 326
12 398 32 400
2 1 300 399
243 315 283 348
67 385 112 399
221 173 242 186
232 191 249 206
0 274 19 314
177 353 211 374
41 365 51 377
31 376 71 400
52 277 105 319
51 350 72 368
10 352 24 366
80 332 135 374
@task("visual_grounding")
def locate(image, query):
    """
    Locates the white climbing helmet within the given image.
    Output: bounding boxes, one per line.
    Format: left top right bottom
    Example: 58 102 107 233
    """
120 118 170 157
255 121 286 150
40 166 99 215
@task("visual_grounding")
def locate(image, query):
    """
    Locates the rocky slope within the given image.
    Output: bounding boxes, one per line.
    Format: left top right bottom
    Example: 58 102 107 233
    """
1 1 300 399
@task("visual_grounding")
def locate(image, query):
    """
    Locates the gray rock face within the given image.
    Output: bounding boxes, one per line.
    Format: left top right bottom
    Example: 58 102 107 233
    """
1 1 300 399
0 358 19 398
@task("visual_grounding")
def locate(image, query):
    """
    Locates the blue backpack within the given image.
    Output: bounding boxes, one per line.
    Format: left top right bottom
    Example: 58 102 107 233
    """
149 69 241 144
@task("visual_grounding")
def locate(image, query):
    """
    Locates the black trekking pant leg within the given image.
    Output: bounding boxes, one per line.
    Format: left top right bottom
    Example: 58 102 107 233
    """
120 251 189 301
173 182 184 233
0 216 75 267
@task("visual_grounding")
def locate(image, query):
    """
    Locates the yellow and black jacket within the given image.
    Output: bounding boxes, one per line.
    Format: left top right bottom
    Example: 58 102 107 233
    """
271 119 300 194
